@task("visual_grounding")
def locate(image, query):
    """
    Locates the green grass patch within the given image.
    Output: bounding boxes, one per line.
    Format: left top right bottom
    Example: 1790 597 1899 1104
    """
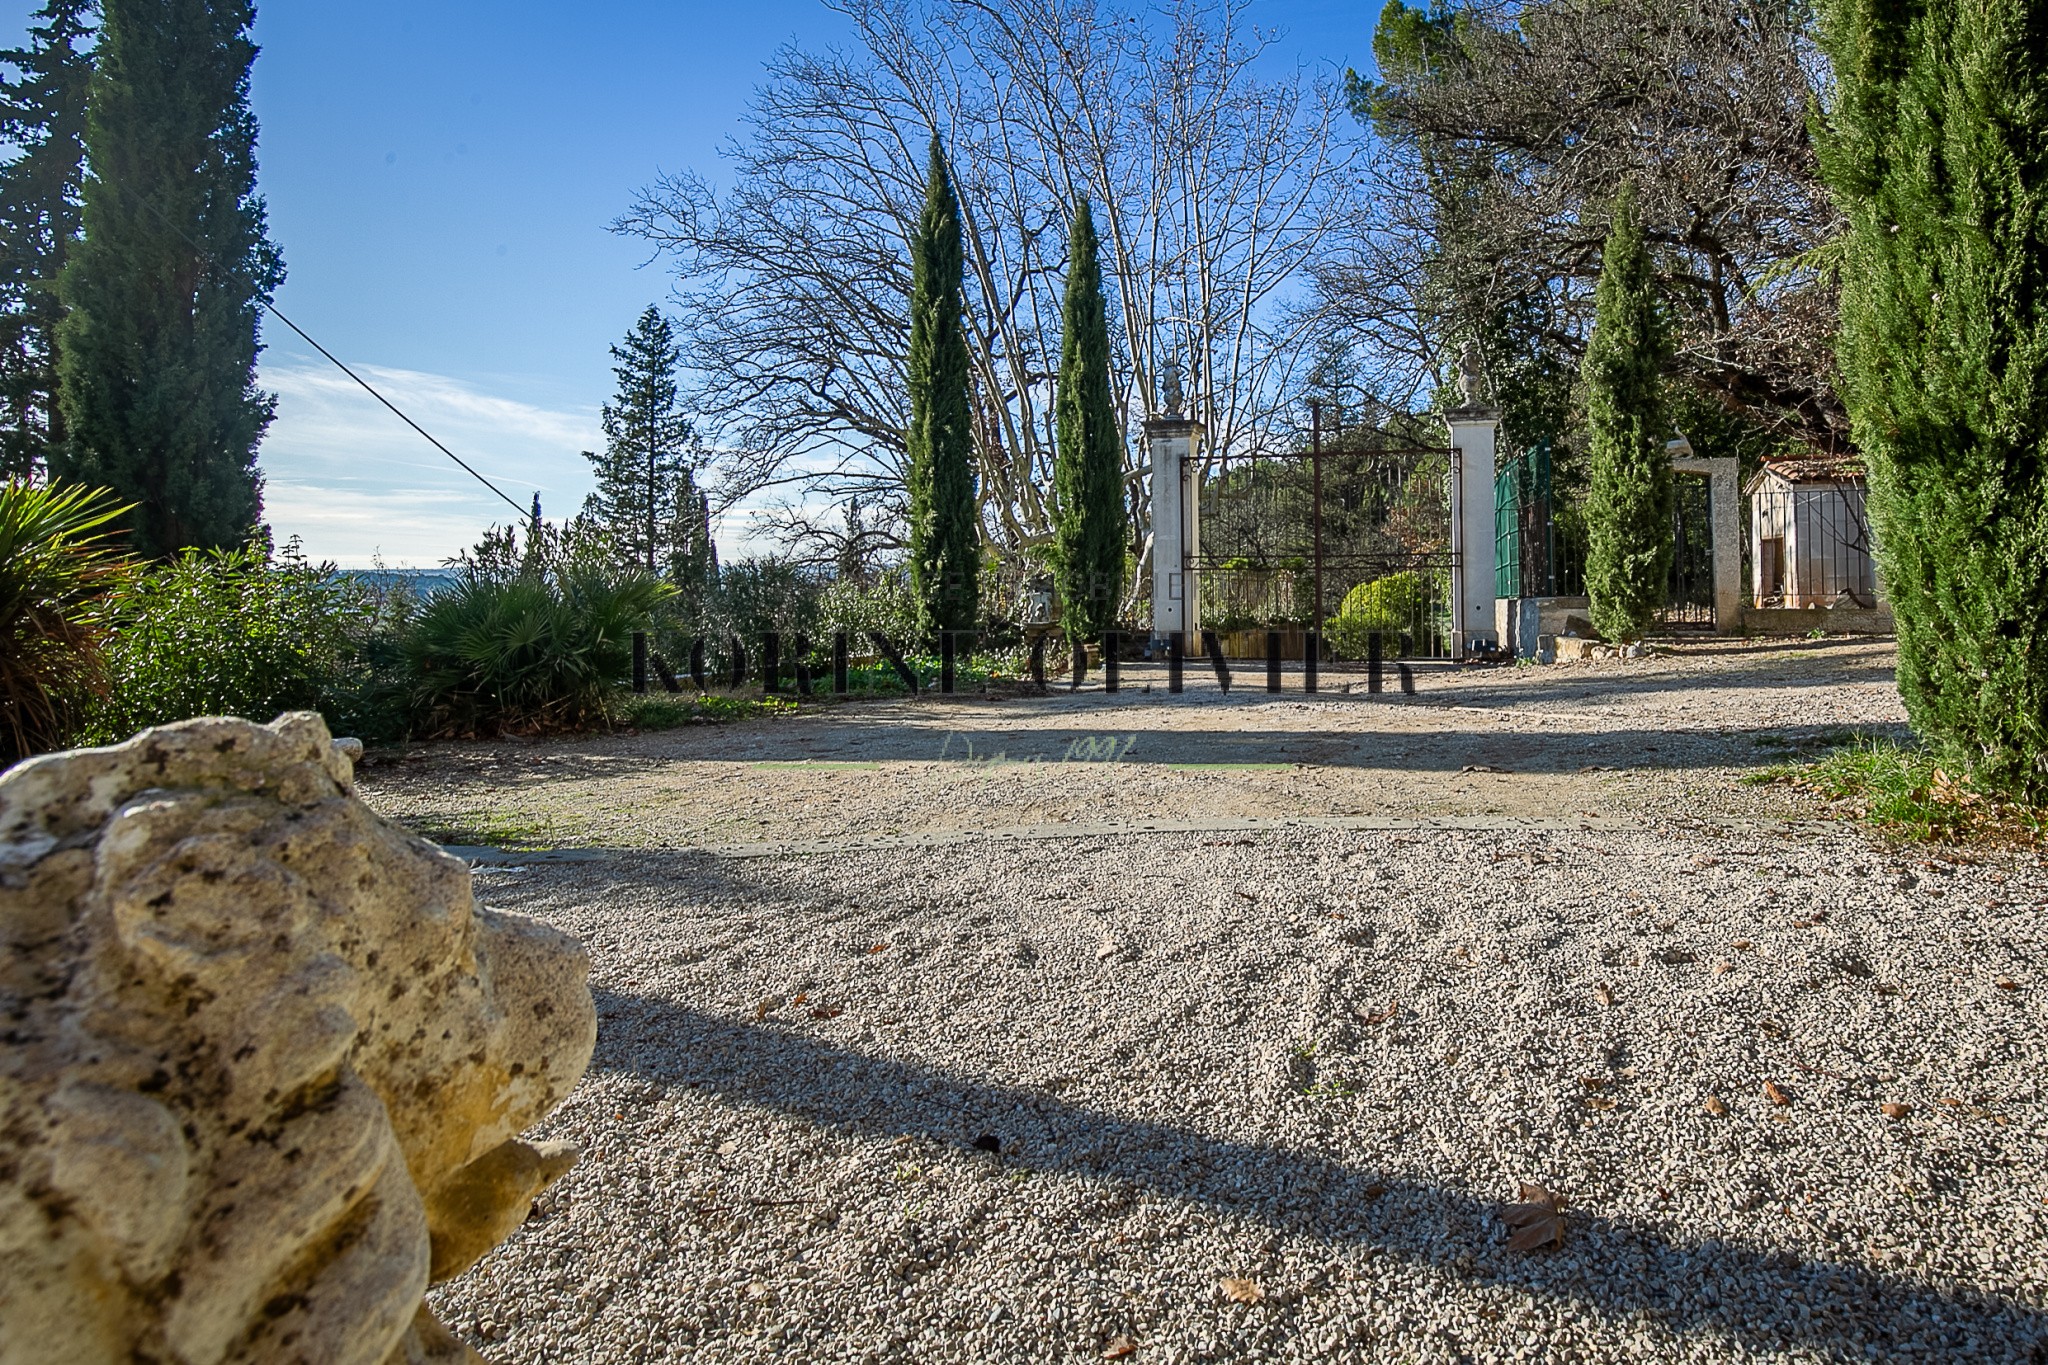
1754 733 2047 845
406 810 557 850
614 692 800 729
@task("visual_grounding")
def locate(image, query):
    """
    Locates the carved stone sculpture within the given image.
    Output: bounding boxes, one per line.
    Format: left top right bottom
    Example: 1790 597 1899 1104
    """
0 713 597 1364
1457 339 1489 407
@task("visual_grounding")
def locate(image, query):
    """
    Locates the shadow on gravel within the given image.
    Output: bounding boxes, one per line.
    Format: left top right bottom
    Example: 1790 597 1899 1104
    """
428 721 1905 778
589 987 2045 1361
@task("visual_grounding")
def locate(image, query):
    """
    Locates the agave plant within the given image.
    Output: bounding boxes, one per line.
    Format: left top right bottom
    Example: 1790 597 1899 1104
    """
0 481 131 764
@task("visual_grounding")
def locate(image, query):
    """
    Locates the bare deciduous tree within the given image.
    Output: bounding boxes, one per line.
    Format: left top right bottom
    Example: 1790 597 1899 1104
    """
617 0 1363 587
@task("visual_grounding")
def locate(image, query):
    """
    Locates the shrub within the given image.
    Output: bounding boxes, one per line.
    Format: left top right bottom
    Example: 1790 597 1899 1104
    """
818 568 921 645
0 481 129 763
405 565 673 736
89 536 384 743
1327 571 1425 657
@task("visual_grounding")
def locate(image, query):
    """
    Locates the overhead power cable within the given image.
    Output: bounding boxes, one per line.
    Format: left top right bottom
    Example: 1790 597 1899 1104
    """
128 193 533 520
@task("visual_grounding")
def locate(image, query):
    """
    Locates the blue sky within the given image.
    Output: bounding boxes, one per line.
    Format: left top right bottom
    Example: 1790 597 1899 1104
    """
6 1 1380 565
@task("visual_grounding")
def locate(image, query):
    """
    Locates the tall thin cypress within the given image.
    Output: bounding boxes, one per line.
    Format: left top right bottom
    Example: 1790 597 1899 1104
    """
1818 0 2048 798
1580 181 1672 642
904 136 979 638
1052 199 1124 639
0 0 94 478
53 0 280 558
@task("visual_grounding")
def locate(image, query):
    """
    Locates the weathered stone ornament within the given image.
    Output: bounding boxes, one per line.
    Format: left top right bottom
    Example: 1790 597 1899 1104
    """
0 714 597 1364
1457 338 1489 408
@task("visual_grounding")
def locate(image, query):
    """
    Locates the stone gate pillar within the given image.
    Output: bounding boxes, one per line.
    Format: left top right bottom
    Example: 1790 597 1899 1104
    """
1669 439 1745 634
1147 413 1203 647
1443 400 1501 658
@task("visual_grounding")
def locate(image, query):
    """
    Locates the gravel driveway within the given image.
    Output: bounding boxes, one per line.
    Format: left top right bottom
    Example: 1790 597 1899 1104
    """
359 639 2048 1363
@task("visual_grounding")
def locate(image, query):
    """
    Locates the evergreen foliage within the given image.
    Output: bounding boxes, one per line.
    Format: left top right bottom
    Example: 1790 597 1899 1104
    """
0 0 93 478
0 478 126 761
87 534 390 745
1052 198 1125 638
1580 182 1672 641
903 136 979 637
1817 0 2048 799
52 0 280 559
581 305 713 590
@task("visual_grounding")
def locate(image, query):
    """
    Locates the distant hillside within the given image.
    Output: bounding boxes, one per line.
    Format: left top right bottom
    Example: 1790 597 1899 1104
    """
341 567 462 597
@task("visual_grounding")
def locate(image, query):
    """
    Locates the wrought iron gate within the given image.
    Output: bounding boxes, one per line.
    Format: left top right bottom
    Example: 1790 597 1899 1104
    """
1658 472 1717 629
1188 429 1457 658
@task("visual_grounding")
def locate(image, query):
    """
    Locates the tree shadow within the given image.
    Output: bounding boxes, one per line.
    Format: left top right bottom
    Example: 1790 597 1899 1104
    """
586 987 2045 1360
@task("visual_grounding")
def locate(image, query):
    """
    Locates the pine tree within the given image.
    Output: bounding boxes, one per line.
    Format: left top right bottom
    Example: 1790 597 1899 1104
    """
582 305 703 580
1052 198 1126 638
1580 182 1671 642
1818 0 2048 798
904 135 979 638
52 0 279 558
0 0 94 478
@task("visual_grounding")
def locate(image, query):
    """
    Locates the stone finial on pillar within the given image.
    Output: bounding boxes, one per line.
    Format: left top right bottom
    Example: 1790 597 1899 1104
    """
1147 413 1203 648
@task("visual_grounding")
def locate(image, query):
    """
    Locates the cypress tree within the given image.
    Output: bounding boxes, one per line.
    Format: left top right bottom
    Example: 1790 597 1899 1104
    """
1052 198 1125 639
1818 0 2048 799
1580 181 1672 642
582 305 700 577
53 0 280 558
904 135 979 638
0 0 94 478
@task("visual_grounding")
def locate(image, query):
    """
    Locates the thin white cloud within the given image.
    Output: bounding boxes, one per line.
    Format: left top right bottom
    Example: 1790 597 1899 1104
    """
258 359 602 567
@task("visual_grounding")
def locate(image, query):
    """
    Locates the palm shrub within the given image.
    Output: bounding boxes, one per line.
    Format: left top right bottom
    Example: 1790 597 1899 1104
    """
405 564 672 736
0 480 128 763
1818 0 2048 799
89 535 381 742
1581 182 1673 642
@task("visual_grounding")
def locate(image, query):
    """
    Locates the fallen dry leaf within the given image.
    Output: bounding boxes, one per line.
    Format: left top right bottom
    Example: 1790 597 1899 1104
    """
1996 978 2020 991
809 1005 843 1020
1731 939 1754 951
1219 1277 1264 1305
1502 1184 1567 1251
1357 1000 1399 1026
1704 1095 1728 1116
1362 1183 1389 1200
867 942 890 954
1764 1081 1791 1106
1880 1102 1911 1120
753 997 780 1021
1693 854 1721 869
792 991 808 1006
1583 1096 1617 1112
1713 959 1732 975
1102 1338 1138 1360
1594 982 1616 1007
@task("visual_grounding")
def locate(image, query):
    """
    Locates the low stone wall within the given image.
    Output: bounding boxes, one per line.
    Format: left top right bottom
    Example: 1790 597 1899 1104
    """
0 713 596 1365
1742 604 1895 636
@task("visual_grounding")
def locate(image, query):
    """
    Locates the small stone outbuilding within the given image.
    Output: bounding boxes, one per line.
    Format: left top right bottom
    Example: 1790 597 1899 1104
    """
1746 455 1878 609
